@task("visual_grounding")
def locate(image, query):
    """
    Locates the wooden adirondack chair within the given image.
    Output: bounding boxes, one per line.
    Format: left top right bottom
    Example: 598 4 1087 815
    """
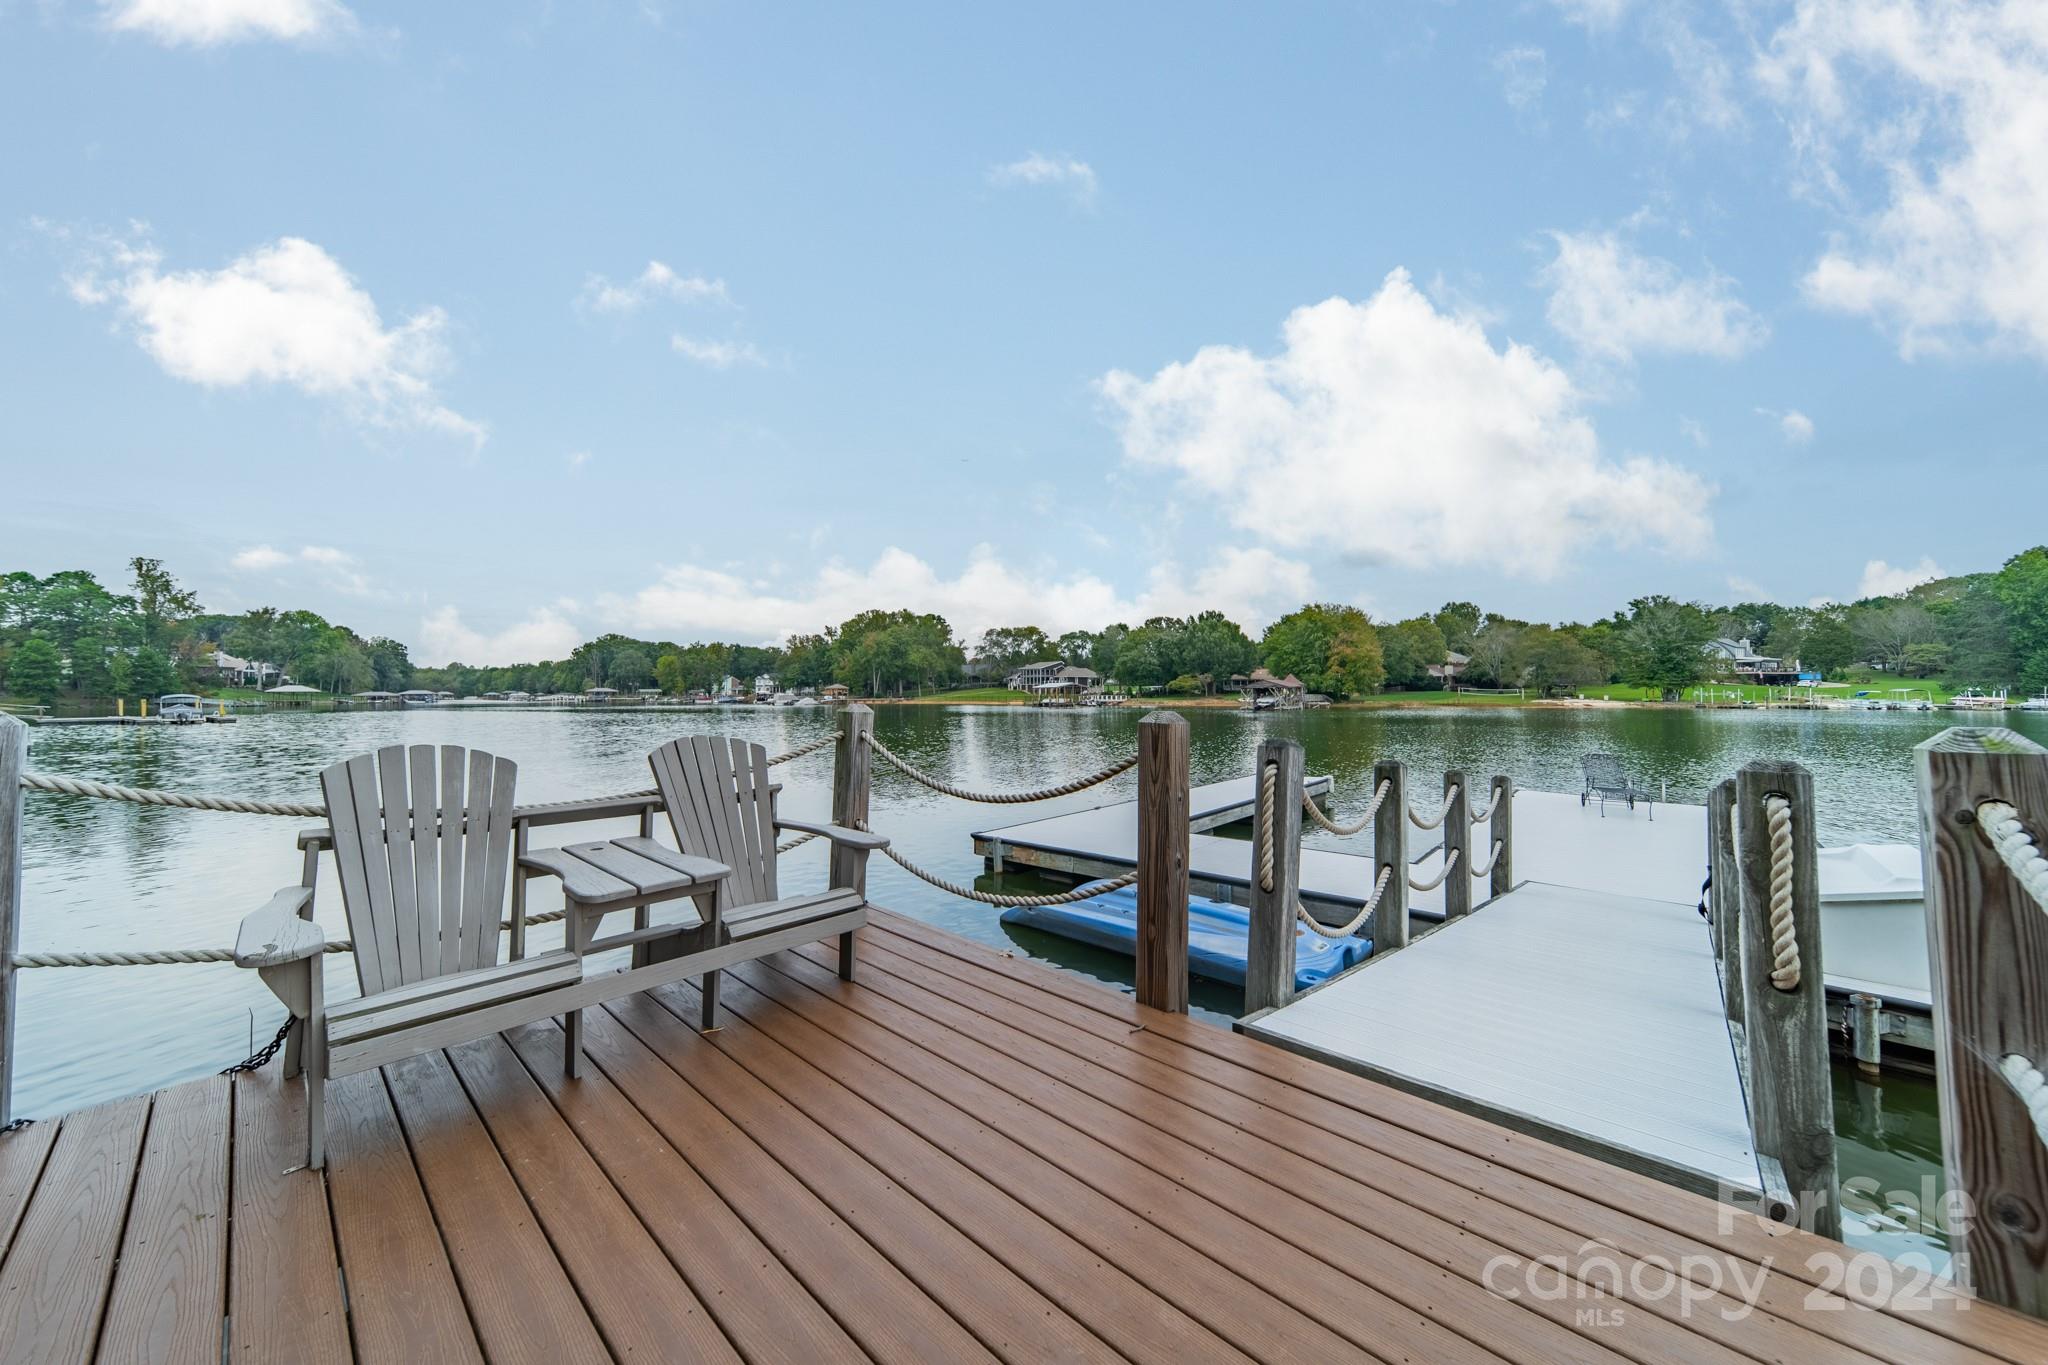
647 735 885 1027
234 745 580 1168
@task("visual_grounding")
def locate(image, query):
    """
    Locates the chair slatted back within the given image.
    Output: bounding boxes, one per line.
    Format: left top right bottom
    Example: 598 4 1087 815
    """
321 744 518 996
649 736 777 906
1582 753 1630 796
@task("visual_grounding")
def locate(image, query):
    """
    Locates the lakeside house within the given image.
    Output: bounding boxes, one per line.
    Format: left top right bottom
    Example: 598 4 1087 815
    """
1004 659 1067 690
209 650 285 688
1006 660 1101 694
820 683 850 701
584 686 619 704
754 673 778 698
1428 650 1470 685
1704 637 1803 685
1234 667 1306 706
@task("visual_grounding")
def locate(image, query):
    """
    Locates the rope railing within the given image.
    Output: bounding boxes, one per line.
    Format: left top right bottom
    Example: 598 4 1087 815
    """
13 907 572 969
1763 794 1802 991
1407 785 1459 831
1467 788 1501 823
1977 800 2048 913
863 734 1136 804
1301 778 1391 837
875 840 1137 908
1998 1054 2048 1148
1293 865 1393 940
1407 846 1460 892
1467 839 1505 878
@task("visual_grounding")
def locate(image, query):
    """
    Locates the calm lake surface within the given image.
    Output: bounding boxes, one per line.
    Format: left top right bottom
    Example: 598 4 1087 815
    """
20 702 2043 1261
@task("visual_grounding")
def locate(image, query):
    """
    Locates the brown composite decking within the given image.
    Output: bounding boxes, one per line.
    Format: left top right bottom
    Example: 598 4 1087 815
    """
2 910 2045 1363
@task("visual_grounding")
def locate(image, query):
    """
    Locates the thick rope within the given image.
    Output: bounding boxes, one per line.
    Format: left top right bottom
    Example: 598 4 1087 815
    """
1294 865 1393 940
18 773 325 817
1408 785 1459 831
1998 1054 2048 1148
18 733 841 821
1467 786 1504 823
1467 839 1505 878
874 841 1136 907
864 735 1136 804
1257 762 1280 892
776 831 820 854
1407 846 1460 892
1977 800 2048 913
1302 779 1392 837
14 907 572 968
1764 794 1802 990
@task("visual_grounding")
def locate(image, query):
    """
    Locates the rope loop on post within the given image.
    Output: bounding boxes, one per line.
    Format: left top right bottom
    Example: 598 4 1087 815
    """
1293 864 1393 940
1302 778 1391 837
1467 785 1504 824
1764 793 1802 991
863 734 1137 804
1977 800 2048 913
1998 1054 2048 1148
1467 839 1505 878
1407 846 1460 892
1408 784 1459 831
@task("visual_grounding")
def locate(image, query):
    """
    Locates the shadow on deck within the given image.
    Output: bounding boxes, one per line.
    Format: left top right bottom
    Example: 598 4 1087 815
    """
2 910 2043 1363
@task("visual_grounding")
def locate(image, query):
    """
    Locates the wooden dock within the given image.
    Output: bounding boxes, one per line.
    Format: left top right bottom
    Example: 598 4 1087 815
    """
3 909 2042 1363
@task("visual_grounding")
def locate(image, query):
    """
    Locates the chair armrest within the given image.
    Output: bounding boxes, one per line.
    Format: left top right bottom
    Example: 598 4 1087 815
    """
234 886 322 968
776 819 888 851
296 826 332 851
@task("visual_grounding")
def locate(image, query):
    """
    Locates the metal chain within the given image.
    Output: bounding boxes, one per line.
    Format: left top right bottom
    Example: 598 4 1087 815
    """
864 735 1136 804
222 1018 296 1075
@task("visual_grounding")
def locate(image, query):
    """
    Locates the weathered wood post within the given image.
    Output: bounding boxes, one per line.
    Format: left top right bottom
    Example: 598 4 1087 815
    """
831 704 875 981
1135 711 1190 1014
1916 726 2048 1315
1371 759 1409 957
1736 760 1838 1240
1441 769 1471 919
1488 775 1514 901
0 714 21 1127
1707 778 1742 1029
1245 737 1304 1015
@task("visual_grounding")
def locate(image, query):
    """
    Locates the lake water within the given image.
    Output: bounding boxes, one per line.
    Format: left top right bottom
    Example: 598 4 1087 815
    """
18 702 2043 1262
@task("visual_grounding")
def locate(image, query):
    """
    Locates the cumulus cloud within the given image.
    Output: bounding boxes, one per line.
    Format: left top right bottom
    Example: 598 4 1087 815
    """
602 544 1314 644
1758 0 2048 360
579 261 729 314
68 232 483 446
1493 46 1548 113
1782 410 1815 443
1540 231 1769 363
231 543 373 595
1552 0 1634 27
566 450 593 470
1858 556 1945 599
986 153 1098 208
231 545 290 571
1098 269 1713 577
417 606 583 667
671 335 767 369
103 0 355 46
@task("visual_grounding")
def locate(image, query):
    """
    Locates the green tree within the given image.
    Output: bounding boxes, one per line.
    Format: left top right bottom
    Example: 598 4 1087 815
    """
367 637 415 692
5 636 62 702
128 558 200 647
1616 597 1714 699
1992 547 2048 693
1432 602 1482 654
1513 626 1608 696
1262 604 1384 697
1380 617 1449 690
1799 611 1856 675
69 635 115 695
130 645 179 698
1165 673 1202 695
606 648 654 689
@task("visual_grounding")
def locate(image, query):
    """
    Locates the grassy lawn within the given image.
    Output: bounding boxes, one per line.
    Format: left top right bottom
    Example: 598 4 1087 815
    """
900 687 1038 705
1345 689 1540 707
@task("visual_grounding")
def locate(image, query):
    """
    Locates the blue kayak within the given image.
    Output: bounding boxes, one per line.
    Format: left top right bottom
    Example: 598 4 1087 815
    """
1001 881 1370 990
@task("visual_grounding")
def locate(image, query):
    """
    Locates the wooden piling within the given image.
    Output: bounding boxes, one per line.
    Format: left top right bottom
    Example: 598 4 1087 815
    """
0 714 22 1126
1441 770 1471 919
1245 738 1304 1016
1735 760 1838 1241
1135 711 1190 1014
831 704 875 980
1488 776 1514 901
1707 779 1742 1029
1371 759 1409 958
1916 726 2048 1315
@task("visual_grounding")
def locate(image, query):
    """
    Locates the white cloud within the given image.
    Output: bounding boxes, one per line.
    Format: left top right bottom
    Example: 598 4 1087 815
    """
1679 416 1709 448
68 232 483 446
1780 409 1814 443
1098 269 1713 577
603 544 1314 645
1552 0 1634 27
1493 46 1548 112
103 0 355 46
1727 575 1770 600
1858 556 1945 599
987 153 1098 208
567 450 593 470
1539 230 1769 363
579 261 729 314
417 606 583 667
231 544 290 571
1759 0 2048 360
671 335 766 369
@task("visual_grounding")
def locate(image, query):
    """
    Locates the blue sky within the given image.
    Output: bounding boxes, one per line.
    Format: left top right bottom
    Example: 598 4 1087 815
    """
4 0 2044 663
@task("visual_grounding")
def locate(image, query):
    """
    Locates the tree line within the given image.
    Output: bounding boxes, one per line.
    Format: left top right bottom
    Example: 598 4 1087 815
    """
7 546 2046 706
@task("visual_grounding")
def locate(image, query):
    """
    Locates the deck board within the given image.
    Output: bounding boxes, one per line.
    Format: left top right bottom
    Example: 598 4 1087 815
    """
2 907 2045 1365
